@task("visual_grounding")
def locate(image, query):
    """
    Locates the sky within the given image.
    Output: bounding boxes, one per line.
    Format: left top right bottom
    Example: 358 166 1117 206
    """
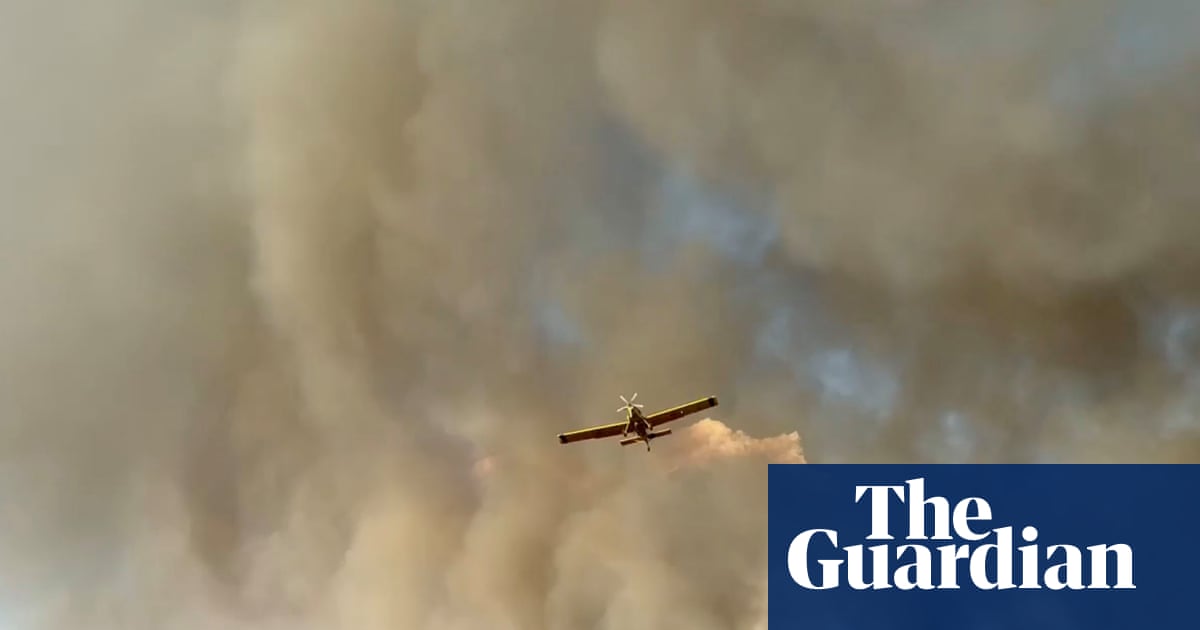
1 0 1200 628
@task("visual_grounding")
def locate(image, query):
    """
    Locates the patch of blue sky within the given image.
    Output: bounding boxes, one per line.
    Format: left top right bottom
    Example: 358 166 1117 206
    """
752 304 795 363
1135 301 1200 435
750 287 901 420
1159 310 1200 374
1046 0 1200 112
1137 301 1200 374
524 115 775 355
889 1 1199 117
529 114 898 422
562 112 779 272
533 297 589 350
1108 1 1200 75
751 293 829 362
523 115 656 351
641 166 778 270
917 409 976 463
806 348 900 420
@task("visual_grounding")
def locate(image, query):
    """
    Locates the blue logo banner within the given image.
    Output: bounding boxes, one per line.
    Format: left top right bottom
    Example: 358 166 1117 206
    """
768 464 1200 629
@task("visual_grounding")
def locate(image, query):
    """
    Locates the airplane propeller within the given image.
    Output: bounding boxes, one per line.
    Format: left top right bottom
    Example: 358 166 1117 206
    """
617 393 645 413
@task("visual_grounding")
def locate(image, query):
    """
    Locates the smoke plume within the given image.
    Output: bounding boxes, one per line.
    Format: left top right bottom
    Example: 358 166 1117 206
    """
2 0 1199 627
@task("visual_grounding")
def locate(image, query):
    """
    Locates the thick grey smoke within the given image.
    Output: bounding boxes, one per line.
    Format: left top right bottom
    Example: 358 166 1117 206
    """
1 0 1198 627
598 0 1200 462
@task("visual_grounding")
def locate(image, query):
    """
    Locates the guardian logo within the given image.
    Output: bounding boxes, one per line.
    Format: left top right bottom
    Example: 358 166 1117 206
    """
787 478 1135 591
768 465 1200 629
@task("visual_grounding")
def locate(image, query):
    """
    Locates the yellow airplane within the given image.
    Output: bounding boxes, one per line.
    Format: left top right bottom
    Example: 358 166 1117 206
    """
557 393 718 451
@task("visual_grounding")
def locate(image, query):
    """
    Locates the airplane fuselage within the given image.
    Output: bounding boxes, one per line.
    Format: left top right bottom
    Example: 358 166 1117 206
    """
621 407 672 450
623 407 650 439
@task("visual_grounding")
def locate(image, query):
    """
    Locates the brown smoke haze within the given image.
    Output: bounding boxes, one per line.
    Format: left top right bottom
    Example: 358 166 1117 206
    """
2 0 1200 627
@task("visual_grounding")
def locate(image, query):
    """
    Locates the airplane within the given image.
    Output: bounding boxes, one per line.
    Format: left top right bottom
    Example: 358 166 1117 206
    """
556 393 718 451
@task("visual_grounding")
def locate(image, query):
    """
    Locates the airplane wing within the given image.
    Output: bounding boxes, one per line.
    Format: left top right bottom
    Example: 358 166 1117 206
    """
645 395 718 427
558 421 628 445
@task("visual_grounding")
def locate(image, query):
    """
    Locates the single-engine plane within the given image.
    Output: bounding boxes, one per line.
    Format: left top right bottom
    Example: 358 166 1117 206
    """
556 393 718 451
